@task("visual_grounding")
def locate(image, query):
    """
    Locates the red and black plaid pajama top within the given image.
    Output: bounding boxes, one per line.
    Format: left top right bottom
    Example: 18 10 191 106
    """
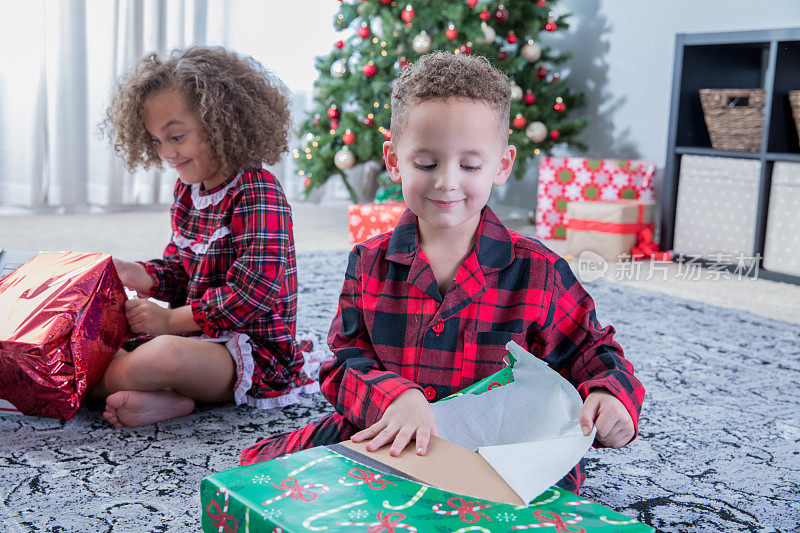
139 169 315 408
241 207 645 492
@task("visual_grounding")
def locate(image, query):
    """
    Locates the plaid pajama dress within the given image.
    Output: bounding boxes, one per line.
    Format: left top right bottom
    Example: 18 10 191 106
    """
139 169 315 408
241 207 644 493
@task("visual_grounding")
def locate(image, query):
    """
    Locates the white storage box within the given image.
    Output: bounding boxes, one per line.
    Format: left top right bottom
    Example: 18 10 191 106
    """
763 162 800 275
673 155 760 256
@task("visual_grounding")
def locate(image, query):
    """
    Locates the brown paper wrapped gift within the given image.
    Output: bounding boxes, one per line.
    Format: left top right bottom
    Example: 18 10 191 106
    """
565 201 655 262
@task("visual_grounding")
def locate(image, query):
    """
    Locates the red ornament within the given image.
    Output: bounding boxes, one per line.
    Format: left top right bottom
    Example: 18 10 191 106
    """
401 5 415 23
512 114 527 129
537 66 548 79
327 106 340 119
554 102 566 112
479 10 491 21
312 114 320 126
460 43 471 54
400 57 409 68
303 177 311 187
498 50 508 60
364 117 374 127
550 129 560 140
381 0 391 3
506 32 517 44
494 5 509 23
343 129 356 145
363 62 377 77
445 24 458 40
358 24 370 39
467 0 478 7
384 129 392 140
545 21 557 31
537 0 547 5
330 119 338 130
524 92 536 105
335 40 344 49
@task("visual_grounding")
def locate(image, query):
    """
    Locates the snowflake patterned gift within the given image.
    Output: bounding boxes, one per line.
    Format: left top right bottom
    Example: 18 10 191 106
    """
347 201 407 243
535 158 655 240
201 445 653 532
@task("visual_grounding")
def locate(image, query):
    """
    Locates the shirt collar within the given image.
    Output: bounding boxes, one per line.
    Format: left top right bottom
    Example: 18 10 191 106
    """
385 206 515 273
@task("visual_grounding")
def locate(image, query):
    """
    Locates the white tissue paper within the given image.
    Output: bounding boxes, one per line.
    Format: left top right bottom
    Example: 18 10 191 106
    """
431 341 596 504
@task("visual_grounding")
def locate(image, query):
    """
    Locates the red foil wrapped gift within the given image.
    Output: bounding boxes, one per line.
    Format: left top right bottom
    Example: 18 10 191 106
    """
0 252 128 419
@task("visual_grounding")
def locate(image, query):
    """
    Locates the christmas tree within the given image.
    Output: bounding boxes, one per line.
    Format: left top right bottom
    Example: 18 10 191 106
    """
294 0 587 204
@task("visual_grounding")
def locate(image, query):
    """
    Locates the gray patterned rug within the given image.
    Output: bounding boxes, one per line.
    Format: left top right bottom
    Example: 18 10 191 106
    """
1 251 798 532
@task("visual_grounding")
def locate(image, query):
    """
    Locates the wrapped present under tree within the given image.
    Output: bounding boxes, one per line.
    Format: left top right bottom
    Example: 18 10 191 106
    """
348 201 407 243
536 158 655 240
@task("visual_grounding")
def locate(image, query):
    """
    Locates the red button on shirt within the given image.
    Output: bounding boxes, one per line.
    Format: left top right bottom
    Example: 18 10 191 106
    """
423 386 436 400
432 322 444 334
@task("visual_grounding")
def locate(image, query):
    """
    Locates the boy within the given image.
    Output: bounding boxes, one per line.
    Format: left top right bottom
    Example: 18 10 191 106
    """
242 52 644 494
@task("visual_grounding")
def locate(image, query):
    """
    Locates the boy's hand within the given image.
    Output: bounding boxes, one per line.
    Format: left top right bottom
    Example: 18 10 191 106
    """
124 299 171 335
351 389 438 457
579 390 635 449
113 259 155 295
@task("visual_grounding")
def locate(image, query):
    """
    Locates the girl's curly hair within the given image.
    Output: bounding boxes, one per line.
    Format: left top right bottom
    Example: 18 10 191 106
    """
104 46 291 176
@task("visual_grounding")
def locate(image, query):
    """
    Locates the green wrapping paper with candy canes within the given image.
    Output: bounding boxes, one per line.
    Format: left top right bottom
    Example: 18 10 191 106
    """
200 342 652 532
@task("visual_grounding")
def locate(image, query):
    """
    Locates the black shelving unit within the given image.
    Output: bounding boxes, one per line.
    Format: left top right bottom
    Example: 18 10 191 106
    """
661 28 800 285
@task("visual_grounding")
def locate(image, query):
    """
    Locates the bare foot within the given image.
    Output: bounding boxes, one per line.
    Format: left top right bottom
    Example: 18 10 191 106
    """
103 390 195 428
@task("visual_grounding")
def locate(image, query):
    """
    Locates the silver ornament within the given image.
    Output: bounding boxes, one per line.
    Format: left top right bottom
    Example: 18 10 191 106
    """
412 31 432 54
521 41 542 63
526 121 548 143
334 148 355 170
331 59 348 79
510 84 523 101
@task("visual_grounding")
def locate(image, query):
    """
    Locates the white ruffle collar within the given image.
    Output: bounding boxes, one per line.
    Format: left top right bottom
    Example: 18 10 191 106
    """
190 173 241 210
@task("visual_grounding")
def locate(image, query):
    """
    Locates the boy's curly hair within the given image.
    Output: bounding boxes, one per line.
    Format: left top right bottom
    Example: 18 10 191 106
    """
104 46 291 176
390 52 511 142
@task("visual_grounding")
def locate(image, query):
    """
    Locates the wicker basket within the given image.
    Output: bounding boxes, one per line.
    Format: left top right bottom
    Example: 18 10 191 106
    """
789 91 800 147
699 88 765 152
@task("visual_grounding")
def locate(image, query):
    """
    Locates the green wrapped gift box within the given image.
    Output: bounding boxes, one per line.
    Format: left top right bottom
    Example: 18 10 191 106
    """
200 444 652 532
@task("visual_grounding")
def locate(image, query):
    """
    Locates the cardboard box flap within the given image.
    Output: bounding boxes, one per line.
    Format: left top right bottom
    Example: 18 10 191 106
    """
338 436 526 506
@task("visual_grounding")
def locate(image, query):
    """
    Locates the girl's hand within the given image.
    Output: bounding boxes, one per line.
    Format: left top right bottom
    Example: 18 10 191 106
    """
351 389 439 457
113 259 155 295
124 299 171 335
579 390 635 448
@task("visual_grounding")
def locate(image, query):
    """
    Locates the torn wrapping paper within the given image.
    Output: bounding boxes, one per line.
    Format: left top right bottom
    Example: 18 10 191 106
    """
432 341 596 504
201 443 653 532
0 252 129 419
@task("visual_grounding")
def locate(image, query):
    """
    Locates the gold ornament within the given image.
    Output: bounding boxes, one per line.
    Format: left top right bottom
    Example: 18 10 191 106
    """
334 147 356 170
412 31 432 54
521 40 542 63
526 121 548 142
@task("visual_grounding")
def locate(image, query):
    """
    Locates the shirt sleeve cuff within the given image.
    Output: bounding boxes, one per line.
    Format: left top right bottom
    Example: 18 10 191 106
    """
190 299 219 337
576 381 640 449
139 261 162 297
362 378 424 429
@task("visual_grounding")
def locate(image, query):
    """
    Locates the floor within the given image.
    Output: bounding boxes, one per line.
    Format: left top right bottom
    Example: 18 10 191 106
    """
1 201 798 325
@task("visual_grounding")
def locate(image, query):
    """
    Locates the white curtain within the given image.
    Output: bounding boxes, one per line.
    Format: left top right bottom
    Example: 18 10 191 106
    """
0 0 229 210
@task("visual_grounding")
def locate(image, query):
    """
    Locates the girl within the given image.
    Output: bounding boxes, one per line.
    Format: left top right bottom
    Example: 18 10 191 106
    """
99 46 317 427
